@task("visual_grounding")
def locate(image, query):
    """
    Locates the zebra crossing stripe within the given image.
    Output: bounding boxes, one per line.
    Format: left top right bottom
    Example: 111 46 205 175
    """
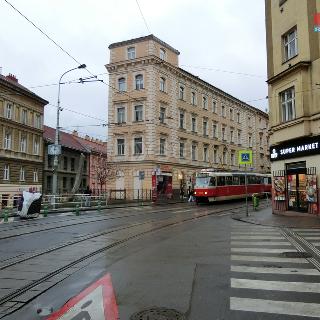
231 255 309 263
231 241 291 246
230 297 320 318
231 265 320 276
231 248 297 254
231 236 284 240
231 278 320 293
231 232 280 235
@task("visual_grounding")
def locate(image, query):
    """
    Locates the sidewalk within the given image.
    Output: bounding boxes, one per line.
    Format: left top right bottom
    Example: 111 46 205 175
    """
232 205 320 228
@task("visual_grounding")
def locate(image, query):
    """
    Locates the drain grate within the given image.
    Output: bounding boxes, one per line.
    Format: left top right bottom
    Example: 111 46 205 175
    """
130 307 186 320
281 251 313 258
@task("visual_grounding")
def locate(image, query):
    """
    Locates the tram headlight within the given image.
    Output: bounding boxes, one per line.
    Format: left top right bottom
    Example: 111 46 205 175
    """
205 191 207 195
194 192 197 195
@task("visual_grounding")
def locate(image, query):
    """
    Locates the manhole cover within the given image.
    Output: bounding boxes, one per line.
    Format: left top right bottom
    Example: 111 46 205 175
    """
130 307 186 320
281 252 313 258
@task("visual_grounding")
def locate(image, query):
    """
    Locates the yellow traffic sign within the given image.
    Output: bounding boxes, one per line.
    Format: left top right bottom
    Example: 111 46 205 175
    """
238 150 253 165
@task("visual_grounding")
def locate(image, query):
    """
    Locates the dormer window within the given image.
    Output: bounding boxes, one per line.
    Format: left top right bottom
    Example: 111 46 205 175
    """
127 47 135 60
160 48 166 60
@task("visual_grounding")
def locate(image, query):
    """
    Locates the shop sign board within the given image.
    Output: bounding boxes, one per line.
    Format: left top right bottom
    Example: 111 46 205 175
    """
270 135 320 161
306 175 317 203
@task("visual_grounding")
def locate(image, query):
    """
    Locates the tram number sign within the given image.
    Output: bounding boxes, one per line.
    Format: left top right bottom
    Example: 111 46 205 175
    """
238 150 253 165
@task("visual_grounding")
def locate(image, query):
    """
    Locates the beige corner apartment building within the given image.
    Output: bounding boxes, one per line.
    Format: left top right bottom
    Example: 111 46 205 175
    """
265 0 320 214
106 35 269 199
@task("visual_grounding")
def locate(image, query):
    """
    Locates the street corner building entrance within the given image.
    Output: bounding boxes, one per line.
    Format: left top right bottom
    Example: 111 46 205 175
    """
270 135 320 215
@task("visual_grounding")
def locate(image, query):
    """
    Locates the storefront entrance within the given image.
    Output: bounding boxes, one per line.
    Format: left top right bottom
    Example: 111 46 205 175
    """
286 162 308 212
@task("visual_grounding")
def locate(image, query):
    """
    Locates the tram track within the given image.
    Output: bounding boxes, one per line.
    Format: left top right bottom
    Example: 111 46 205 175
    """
0 204 247 312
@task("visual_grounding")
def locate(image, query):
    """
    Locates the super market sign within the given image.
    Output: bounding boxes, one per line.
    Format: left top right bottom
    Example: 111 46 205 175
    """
270 135 320 161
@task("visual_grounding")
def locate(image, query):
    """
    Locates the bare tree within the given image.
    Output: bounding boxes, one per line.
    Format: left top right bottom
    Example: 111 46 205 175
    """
93 154 118 194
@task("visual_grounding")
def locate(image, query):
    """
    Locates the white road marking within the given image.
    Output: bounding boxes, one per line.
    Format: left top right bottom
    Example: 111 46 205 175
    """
231 248 296 254
231 236 284 240
231 278 320 293
231 255 308 263
230 297 320 318
231 265 320 275
231 241 291 246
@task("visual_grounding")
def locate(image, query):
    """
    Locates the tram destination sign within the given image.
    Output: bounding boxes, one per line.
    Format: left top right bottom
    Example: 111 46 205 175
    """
270 135 320 161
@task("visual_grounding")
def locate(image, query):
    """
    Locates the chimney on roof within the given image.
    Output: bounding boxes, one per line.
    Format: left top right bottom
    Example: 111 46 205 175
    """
72 130 78 136
85 135 90 140
6 73 18 83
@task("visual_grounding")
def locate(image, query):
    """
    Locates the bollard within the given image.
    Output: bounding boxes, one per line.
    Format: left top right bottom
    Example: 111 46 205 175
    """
98 200 101 212
3 209 8 223
43 205 48 217
75 204 80 216
252 194 259 211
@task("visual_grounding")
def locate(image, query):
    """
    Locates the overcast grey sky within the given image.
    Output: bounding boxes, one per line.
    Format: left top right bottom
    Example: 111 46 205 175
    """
0 0 268 140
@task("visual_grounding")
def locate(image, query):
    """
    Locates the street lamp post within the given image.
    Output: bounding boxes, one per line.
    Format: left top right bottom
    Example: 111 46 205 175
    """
52 64 86 196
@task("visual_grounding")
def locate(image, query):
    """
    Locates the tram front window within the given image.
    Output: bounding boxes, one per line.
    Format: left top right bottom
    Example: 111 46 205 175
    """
196 176 216 187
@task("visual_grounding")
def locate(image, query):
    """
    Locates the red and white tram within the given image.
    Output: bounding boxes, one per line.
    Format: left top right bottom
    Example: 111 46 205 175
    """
194 169 271 203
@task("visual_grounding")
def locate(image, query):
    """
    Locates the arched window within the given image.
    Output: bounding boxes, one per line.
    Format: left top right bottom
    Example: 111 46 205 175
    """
118 78 126 92
135 74 144 90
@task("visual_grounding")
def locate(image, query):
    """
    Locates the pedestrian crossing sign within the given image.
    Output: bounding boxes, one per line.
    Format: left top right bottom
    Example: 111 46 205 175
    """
238 150 253 165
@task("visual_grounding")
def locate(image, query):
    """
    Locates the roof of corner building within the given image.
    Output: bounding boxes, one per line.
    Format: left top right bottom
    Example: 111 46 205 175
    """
0 74 48 105
73 135 108 155
43 126 89 153
108 34 180 55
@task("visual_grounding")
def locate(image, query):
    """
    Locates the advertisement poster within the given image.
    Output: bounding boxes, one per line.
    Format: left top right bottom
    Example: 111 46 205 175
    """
274 176 286 201
306 175 317 203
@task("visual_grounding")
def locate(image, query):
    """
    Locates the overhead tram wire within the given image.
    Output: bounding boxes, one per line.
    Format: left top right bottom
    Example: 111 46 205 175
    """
135 0 152 34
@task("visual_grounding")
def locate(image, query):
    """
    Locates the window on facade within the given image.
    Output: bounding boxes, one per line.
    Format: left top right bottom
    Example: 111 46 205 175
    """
179 142 185 158
117 107 125 123
223 151 227 164
20 166 25 181
259 135 263 146
70 177 75 189
238 130 241 144
280 87 295 122
33 137 40 155
134 137 143 154
212 101 216 113
160 48 166 60
127 47 135 59
118 78 126 92
203 120 208 136
222 105 226 117
62 177 67 190
191 117 196 132
117 139 125 155
4 131 12 150
34 114 41 129
5 103 13 119
230 109 234 120
222 127 226 141
3 164 10 180
230 130 234 143
179 86 184 100
20 135 27 153
213 148 218 163
63 156 68 170
203 96 208 109
248 135 253 148
134 105 143 122
21 109 27 124
237 112 240 123
159 107 166 123
71 158 75 171
160 138 166 155
191 92 196 105
135 74 144 90
48 155 53 168
283 28 297 61
191 145 197 161
33 168 38 182
160 77 166 92
203 146 208 162
179 111 185 129
231 152 235 166
213 123 217 138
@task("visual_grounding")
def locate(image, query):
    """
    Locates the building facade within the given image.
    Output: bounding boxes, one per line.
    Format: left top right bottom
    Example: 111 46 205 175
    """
265 0 320 213
0 73 48 208
106 35 270 199
43 126 89 195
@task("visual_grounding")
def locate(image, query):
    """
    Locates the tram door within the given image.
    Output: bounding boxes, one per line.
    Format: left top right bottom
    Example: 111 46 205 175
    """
287 162 307 212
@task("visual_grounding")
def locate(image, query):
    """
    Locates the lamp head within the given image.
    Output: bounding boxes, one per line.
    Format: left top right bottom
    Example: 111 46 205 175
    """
78 64 86 69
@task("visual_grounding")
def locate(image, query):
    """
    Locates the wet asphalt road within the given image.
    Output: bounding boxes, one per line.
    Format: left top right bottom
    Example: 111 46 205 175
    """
2 201 320 319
